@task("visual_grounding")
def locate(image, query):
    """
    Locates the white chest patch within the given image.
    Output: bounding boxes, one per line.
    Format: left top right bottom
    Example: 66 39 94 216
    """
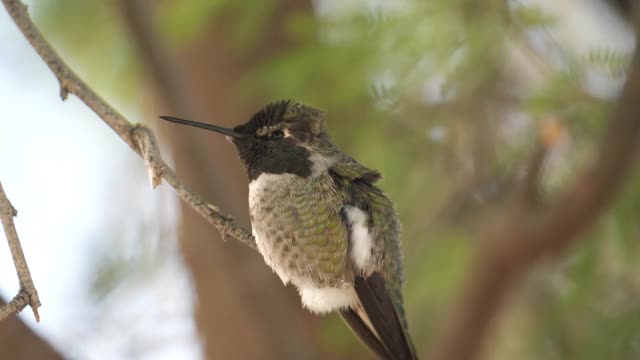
344 206 373 271
248 173 291 209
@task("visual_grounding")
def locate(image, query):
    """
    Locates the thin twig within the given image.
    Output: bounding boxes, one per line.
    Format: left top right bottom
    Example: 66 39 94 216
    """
1 0 256 250
430 35 640 360
0 289 29 320
0 182 40 322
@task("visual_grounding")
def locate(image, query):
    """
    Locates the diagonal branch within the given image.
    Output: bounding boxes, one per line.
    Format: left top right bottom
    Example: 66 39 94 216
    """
1 0 256 250
0 182 40 322
430 29 640 360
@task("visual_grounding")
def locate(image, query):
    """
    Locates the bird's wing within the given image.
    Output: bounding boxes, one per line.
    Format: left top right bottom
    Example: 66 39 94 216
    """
330 165 417 359
339 306 391 359
352 273 416 360
329 155 382 184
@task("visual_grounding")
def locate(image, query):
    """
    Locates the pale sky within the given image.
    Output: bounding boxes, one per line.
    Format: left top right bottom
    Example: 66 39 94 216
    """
0 3 201 359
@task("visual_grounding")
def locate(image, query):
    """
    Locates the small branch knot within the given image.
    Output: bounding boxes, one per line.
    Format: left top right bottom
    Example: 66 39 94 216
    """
56 74 70 101
132 124 164 188
59 85 69 101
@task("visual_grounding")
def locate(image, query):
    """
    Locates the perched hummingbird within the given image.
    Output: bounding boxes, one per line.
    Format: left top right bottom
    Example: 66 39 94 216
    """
160 100 417 360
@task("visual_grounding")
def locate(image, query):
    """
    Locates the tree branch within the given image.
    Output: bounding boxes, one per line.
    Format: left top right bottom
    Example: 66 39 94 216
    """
0 182 40 322
0 290 29 321
430 34 640 360
1 0 256 250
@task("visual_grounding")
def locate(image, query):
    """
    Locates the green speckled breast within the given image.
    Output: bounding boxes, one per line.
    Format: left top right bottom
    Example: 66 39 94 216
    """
248 172 351 287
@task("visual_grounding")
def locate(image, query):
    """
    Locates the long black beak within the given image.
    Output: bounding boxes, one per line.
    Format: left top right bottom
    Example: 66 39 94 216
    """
159 116 245 139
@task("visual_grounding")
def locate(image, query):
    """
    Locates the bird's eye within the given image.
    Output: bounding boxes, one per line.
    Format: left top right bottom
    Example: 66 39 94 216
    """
269 130 285 140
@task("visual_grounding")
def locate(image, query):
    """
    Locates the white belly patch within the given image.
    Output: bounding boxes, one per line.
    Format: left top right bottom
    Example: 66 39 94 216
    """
298 284 358 314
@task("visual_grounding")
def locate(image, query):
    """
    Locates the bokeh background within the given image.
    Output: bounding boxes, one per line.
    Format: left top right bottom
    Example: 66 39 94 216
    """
1 0 639 359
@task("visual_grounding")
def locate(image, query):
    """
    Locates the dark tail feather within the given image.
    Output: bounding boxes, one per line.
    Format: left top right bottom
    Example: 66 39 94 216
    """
354 273 417 360
340 308 392 359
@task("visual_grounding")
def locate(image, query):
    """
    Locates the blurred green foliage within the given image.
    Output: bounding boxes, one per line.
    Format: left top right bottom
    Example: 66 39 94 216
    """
35 0 141 103
34 0 639 358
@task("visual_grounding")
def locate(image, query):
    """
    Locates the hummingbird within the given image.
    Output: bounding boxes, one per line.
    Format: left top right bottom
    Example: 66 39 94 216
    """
160 100 417 360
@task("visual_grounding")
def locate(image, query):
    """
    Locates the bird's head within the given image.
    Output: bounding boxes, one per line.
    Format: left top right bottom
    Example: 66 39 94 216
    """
160 100 332 180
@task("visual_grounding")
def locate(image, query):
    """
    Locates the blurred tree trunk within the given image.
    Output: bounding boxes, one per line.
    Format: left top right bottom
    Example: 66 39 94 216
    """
124 1 323 359
0 297 62 360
